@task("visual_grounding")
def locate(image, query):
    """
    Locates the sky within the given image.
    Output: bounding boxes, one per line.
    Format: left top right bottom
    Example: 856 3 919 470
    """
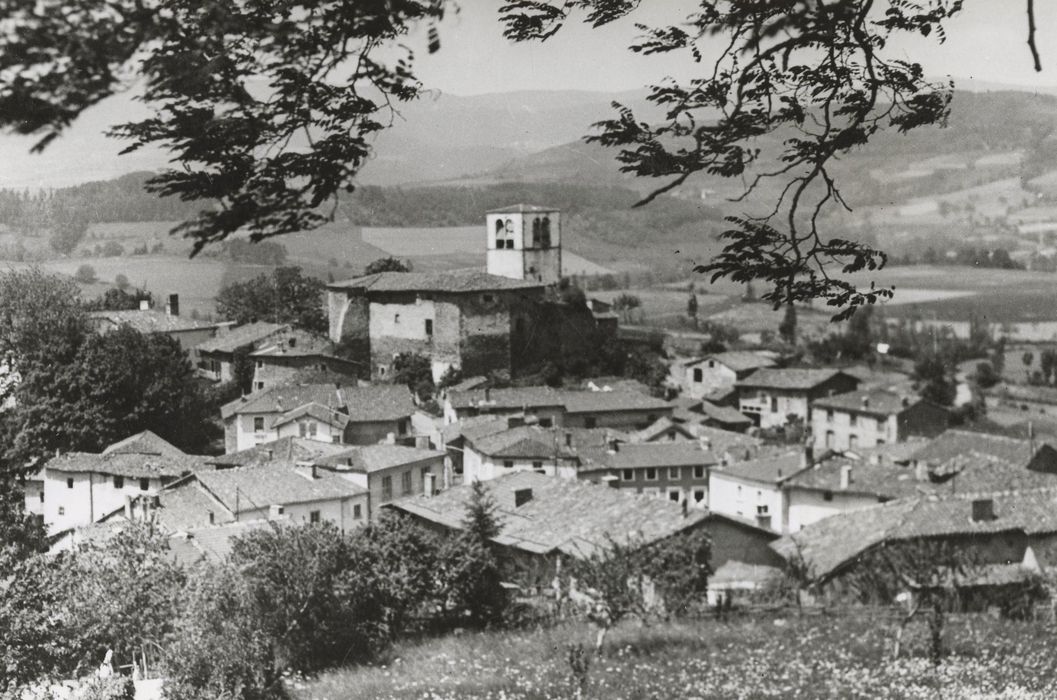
414 2 1057 95
4 2 1057 189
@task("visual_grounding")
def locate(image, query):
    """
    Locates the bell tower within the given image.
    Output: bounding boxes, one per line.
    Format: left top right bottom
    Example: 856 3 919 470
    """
485 204 561 285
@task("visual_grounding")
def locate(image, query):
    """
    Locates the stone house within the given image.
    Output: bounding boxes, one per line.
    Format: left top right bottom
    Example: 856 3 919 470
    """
194 321 288 383
810 389 951 452
88 295 224 362
736 368 860 429
248 328 362 391
669 351 777 400
36 431 203 536
220 381 416 452
313 444 446 520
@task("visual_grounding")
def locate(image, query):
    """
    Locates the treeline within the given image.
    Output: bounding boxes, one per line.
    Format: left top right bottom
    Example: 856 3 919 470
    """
0 172 202 233
894 246 1024 270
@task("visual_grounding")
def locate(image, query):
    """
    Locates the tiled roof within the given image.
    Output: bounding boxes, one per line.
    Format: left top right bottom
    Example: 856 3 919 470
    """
935 452 1057 493
811 389 918 416
327 271 544 294
713 448 812 485
910 429 1031 471
88 309 217 333
487 203 557 213
390 471 707 558
699 352 777 372
697 401 753 425
466 425 615 461
221 382 414 422
170 519 285 565
206 437 350 468
441 415 512 444
196 464 366 510
841 364 915 391
783 448 935 500
316 444 443 473
153 479 234 531
735 368 858 391
579 442 714 473
694 426 764 460
447 386 566 411
449 386 671 415
249 329 341 358
102 430 187 459
446 376 489 393
46 431 201 478
625 417 695 442
196 322 288 354
775 487 1057 579
272 402 350 429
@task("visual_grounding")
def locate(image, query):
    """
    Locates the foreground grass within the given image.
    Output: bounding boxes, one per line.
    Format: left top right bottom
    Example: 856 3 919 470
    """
290 614 1057 699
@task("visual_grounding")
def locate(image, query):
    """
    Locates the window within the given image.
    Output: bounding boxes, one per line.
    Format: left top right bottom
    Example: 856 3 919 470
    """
401 470 412 495
708 360 715 368
66 478 73 489
849 435 859 450
693 465 705 479
826 409 834 421
645 467 657 481
253 417 265 432
483 294 495 304
425 319 433 336
394 313 400 324
503 460 514 469
381 476 393 501
309 422 317 437
310 510 321 524
256 360 263 369
584 417 597 429
39 491 44 503
770 397 778 412
208 511 215 525
692 368 703 382
538 417 553 428
849 414 858 427
756 504 769 516
256 382 264 390
58 506 65 516
299 422 307 437
647 414 657 423
140 478 149 491
113 476 124 489
668 467 680 479
332 435 342 444
353 504 362 519
693 489 706 503
825 430 834 448
532 461 543 471
668 489 681 503
622 469 634 481
823 491 835 502
378 365 388 378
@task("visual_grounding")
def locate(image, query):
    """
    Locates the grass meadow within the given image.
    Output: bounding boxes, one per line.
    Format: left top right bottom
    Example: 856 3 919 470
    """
290 614 1057 699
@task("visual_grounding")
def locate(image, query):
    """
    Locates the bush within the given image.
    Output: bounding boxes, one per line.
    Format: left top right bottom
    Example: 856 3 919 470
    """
80 675 136 700
74 264 97 283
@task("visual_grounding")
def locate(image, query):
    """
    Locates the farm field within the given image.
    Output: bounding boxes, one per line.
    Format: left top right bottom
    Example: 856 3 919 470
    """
293 615 1057 700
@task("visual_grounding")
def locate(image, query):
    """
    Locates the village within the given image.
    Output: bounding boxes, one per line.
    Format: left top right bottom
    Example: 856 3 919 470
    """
22 203 1057 625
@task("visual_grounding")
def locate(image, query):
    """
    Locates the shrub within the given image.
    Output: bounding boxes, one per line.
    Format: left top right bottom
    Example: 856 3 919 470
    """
73 264 97 283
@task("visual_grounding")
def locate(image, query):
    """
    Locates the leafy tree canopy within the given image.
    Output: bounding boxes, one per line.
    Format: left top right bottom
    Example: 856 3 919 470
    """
215 266 327 333
0 0 1022 316
364 256 413 275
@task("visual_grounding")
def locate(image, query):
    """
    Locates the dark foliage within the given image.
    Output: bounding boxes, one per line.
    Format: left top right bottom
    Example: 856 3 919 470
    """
364 256 412 275
215 267 326 333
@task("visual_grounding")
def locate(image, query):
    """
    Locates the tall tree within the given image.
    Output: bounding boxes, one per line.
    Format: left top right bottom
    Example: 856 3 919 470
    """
364 257 412 275
778 304 798 346
215 267 327 333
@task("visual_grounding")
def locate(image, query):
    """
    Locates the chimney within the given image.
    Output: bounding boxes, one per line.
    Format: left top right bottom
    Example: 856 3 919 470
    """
608 438 620 453
424 472 436 497
698 436 712 451
801 443 814 468
165 293 179 317
295 462 317 480
385 432 396 445
840 464 853 489
861 395 870 409
288 336 297 349
484 387 492 402
138 299 150 311
514 487 533 507
971 498 996 522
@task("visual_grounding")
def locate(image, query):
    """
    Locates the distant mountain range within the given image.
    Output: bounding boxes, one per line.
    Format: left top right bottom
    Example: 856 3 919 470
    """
2 75 1056 192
